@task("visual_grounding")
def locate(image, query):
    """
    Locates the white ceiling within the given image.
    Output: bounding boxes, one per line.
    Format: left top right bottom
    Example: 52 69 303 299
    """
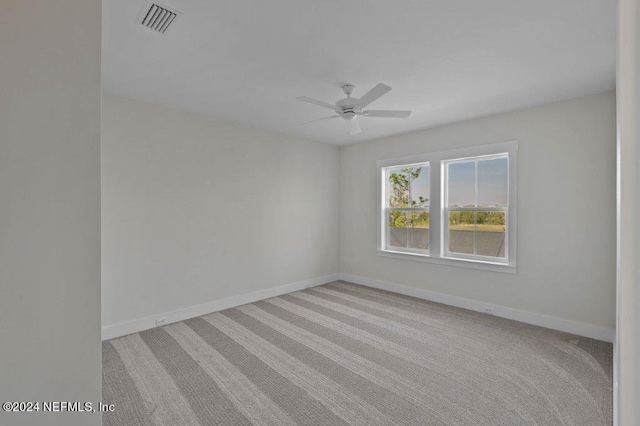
103 0 616 145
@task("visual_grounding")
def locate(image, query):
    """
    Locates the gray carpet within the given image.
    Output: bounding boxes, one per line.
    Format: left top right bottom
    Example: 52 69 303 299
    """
102 281 613 425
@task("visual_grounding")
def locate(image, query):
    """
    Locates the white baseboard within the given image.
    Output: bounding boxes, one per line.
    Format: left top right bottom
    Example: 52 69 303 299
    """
103 272 614 343
102 274 339 341
339 273 615 343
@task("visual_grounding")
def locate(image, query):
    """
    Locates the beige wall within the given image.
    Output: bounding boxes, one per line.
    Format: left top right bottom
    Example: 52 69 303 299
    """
101 94 340 331
0 1 102 425
340 92 616 330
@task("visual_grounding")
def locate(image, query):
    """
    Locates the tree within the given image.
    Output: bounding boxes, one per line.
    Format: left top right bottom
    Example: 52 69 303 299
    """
389 211 407 228
388 167 429 229
388 167 428 208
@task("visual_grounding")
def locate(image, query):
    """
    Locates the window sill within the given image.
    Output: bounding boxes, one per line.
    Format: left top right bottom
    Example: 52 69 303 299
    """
377 250 516 274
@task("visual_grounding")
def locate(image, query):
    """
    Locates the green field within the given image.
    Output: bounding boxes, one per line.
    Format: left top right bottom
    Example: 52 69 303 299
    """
449 224 505 232
388 224 505 232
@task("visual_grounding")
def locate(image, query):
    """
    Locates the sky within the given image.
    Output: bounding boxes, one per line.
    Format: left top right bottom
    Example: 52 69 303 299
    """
411 166 430 206
447 157 508 207
387 156 507 208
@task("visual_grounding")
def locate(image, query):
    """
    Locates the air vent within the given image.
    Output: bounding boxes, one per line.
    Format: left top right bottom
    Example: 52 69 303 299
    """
139 2 180 34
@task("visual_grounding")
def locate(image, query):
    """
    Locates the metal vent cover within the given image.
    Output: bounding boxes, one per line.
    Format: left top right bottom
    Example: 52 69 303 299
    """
139 2 180 34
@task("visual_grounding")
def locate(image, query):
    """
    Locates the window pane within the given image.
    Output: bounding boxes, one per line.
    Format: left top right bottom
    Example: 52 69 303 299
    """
388 211 408 248
447 161 475 207
448 211 475 254
478 157 508 207
408 211 429 250
410 165 429 207
387 168 409 207
476 211 506 258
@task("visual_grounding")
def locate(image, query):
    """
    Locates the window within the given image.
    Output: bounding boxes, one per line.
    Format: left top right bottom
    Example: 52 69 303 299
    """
377 141 517 273
444 155 508 261
385 163 430 254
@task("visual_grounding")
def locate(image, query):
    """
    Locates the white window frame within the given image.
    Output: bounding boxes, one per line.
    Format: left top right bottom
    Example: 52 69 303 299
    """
377 140 518 274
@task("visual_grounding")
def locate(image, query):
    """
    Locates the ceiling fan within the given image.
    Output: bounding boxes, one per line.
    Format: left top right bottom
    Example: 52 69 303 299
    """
296 83 412 135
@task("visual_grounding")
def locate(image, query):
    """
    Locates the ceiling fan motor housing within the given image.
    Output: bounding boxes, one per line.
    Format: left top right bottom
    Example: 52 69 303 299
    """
336 97 361 120
341 111 357 120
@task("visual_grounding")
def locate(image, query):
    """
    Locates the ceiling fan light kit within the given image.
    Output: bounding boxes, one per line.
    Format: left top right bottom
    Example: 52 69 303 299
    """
296 83 412 135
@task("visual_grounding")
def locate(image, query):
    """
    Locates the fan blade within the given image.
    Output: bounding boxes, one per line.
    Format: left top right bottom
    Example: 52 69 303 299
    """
297 96 339 111
357 83 392 108
363 110 412 118
295 115 340 127
346 117 361 135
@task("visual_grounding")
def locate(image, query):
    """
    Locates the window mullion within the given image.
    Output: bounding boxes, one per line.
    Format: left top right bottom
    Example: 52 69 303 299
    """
474 160 478 208
430 160 441 258
473 210 477 256
474 161 478 256
407 171 410 246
